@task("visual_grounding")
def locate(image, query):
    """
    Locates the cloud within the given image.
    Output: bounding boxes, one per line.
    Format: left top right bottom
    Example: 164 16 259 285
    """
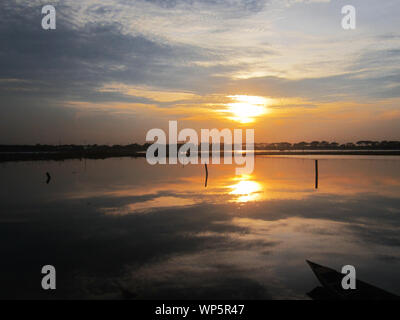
0 0 400 143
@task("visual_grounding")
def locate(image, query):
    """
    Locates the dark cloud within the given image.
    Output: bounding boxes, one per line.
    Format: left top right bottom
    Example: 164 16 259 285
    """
0 1 234 143
230 68 400 102
139 0 267 13
0 8 208 97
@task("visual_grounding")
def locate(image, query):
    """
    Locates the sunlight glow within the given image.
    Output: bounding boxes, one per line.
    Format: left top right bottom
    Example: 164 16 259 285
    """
229 175 263 203
226 95 269 123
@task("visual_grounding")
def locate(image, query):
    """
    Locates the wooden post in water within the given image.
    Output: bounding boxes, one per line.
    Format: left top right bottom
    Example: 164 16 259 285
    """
46 172 51 184
315 160 318 189
204 163 208 188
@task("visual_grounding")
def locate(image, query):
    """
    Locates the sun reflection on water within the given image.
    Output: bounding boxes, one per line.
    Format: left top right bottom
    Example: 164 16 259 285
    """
228 175 263 203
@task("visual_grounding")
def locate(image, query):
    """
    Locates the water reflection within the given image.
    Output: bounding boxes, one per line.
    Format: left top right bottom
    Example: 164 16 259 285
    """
1 156 400 299
228 175 263 203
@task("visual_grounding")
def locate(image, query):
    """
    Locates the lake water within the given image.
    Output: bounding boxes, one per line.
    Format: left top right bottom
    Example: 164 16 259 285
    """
1 156 400 299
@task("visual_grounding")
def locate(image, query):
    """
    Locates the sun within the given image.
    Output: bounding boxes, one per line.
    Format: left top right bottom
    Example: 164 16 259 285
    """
226 95 270 123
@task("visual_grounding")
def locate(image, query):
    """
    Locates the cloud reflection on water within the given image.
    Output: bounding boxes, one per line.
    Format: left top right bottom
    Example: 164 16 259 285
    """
1 156 400 299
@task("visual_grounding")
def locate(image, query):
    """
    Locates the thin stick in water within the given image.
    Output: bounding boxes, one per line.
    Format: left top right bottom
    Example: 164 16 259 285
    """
204 163 208 188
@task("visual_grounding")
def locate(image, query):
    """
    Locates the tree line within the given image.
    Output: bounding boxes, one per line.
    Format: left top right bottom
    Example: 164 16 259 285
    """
1 140 400 153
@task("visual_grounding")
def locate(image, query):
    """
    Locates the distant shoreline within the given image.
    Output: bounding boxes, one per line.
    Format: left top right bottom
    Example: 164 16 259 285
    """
1 150 400 162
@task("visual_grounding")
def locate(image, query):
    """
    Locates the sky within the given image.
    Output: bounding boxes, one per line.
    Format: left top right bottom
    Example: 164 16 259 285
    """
0 0 399 144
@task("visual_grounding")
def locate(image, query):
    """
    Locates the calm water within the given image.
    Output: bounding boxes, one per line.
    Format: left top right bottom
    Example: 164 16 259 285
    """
1 156 400 299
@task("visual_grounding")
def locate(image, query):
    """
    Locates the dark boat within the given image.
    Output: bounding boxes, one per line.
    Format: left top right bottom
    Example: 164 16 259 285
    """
306 260 399 300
